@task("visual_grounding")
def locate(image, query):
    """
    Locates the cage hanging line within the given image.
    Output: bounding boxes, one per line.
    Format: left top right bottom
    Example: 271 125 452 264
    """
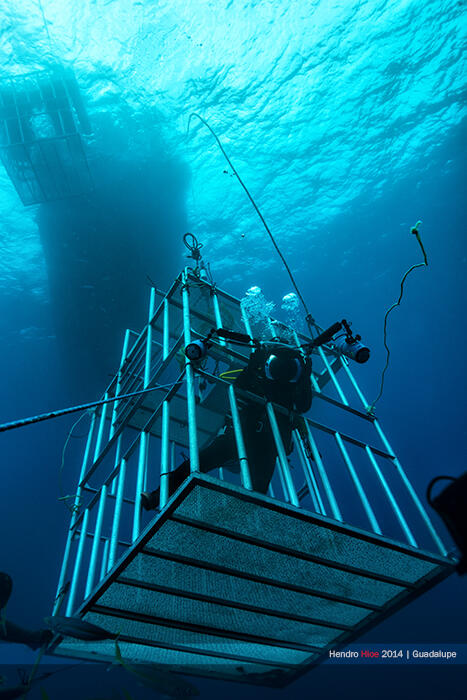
187 113 319 335
0 378 185 434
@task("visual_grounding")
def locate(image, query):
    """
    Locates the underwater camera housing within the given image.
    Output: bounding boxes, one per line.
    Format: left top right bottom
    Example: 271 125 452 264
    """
303 319 370 364
264 350 303 383
333 319 370 363
333 335 370 364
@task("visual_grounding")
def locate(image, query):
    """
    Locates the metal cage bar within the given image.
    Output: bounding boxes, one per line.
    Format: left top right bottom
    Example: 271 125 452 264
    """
227 384 252 491
292 430 325 515
53 411 96 614
374 422 447 555
303 419 343 521
317 346 348 405
66 508 90 616
266 402 299 507
108 458 127 572
110 329 131 439
182 269 200 473
211 288 227 481
133 432 149 541
85 485 107 598
93 394 109 463
144 288 156 387
163 297 170 360
340 359 447 555
275 456 289 502
240 304 254 338
110 330 131 498
334 432 381 534
99 539 110 581
160 401 171 508
364 445 417 547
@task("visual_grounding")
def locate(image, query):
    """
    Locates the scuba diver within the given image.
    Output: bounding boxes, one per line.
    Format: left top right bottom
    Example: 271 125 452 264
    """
0 619 53 650
141 336 313 510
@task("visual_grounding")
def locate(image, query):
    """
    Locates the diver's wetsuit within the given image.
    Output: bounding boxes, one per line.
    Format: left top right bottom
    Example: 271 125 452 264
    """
144 344 312 506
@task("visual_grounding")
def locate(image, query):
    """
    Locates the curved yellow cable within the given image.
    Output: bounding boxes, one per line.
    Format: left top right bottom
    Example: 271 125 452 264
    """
219 368 243 380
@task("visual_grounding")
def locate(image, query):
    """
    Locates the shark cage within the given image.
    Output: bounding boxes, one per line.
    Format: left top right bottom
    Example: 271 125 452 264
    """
0 65 92 205
51 268 456 688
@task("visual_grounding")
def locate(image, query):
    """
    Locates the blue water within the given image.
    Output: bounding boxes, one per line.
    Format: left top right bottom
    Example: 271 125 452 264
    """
0 0 466 697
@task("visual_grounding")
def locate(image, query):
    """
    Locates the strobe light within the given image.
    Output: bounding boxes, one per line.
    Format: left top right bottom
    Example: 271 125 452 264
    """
184 340 208 361
333 335 370 364
302 319 370 364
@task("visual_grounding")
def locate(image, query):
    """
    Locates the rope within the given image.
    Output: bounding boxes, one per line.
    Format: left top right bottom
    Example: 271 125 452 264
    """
0 378 185 434
37 0 54 54
368 221 427 414
187 113 315 332
58 411 90 515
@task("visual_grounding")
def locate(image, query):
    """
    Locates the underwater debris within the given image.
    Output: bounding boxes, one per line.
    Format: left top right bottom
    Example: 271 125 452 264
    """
43 616 117 642
114 641 199 697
